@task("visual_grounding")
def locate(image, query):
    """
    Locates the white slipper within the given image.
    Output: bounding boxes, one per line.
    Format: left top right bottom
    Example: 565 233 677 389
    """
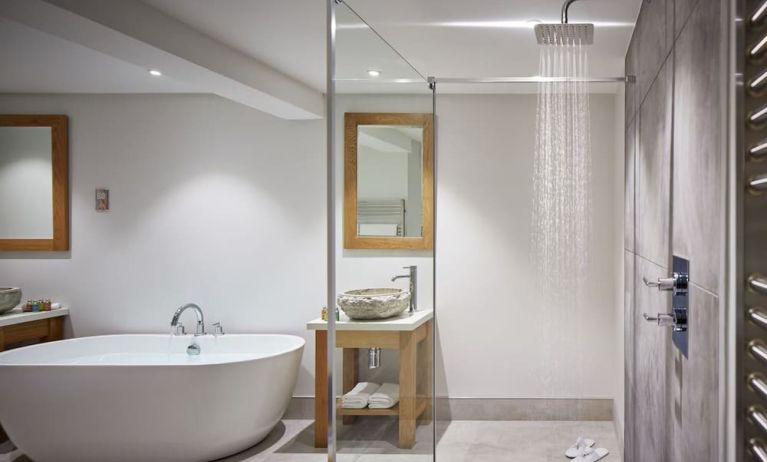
574 447 609 462
565 437 595 458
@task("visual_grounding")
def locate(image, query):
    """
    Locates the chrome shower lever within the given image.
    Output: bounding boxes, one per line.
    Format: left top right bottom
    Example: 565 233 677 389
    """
643 272 688 295
643 276 676 290
643 312 675 328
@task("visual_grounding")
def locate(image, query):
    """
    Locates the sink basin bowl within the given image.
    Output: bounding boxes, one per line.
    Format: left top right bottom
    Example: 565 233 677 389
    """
337 288 410 320
0 288 22 315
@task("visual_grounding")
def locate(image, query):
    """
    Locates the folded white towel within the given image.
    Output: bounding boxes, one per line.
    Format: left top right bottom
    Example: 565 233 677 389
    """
368 382 400 409
341 382 380 409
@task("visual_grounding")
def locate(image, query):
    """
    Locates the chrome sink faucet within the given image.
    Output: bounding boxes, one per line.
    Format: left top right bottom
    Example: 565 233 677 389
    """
391 265 417 313
170 303 206 336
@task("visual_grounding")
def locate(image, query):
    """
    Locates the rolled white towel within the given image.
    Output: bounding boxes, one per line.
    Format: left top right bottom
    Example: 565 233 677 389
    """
341 382 380 409
368 382 400 409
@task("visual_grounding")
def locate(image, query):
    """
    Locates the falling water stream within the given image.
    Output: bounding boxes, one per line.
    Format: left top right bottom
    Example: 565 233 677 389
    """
532 41 592 394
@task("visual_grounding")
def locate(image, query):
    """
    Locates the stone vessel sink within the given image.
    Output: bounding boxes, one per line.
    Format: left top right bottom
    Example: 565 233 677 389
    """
0 288 22 315
337 288 410 320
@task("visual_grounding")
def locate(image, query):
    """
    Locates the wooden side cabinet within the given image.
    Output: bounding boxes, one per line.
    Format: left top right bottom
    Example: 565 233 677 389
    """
0 309 69 352
307 311 433 449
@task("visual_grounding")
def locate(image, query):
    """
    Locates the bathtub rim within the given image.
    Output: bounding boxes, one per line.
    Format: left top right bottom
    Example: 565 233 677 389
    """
0 333 306 367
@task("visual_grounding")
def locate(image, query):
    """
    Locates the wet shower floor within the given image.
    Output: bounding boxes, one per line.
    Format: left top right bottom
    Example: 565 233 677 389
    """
212 418 623 462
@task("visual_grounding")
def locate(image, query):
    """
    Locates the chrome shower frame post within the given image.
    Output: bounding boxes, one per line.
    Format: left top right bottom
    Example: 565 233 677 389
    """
430 76 437 462
326 0 338 459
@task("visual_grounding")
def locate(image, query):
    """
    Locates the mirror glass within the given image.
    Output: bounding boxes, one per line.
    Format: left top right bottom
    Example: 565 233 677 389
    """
356 124 423 238
0 127 53 239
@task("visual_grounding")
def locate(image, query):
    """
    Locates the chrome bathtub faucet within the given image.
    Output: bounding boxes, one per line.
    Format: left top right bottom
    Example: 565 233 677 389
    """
170 303 206 336
391 265 417 313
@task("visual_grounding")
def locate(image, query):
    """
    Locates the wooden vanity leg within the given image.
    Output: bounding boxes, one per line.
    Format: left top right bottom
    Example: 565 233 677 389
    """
0 327 5 352
314 330 328 448
45 317 63 342
342 348 358 425
418 321 433 425
399 330 417 448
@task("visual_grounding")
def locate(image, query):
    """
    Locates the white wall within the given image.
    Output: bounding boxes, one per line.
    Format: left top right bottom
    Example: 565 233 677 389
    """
0 92 623 404
0 94 325 396
435 94 621 399
337 93 622 402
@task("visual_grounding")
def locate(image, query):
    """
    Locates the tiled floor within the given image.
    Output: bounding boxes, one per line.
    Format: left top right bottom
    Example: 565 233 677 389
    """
216 419 622 462
2 419 621 462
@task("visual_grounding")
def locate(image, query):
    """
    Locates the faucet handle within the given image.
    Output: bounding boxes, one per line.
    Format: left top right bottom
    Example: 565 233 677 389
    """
212 322 225 336
173 322 186 336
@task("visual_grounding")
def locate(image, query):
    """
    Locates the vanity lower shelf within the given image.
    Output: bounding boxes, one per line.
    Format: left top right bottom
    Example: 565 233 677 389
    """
335 398 427 417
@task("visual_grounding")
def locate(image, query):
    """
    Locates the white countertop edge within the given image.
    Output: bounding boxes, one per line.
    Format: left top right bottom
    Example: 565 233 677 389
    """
307 309 433 332
0 307 70 328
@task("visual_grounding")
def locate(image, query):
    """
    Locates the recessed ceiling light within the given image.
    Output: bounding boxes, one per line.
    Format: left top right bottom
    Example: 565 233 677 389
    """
367 69 381 78
148 69 163 77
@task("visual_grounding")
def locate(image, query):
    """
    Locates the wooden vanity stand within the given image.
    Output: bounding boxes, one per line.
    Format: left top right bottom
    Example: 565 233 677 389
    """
307 310 433 449
0 308 69 352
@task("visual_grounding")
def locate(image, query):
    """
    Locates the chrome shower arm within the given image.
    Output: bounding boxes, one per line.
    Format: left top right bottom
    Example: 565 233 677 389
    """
561 0 579 24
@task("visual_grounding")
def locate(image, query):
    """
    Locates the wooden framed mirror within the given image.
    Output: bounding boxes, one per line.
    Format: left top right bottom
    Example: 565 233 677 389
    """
344 112 433 250
0 115 69 251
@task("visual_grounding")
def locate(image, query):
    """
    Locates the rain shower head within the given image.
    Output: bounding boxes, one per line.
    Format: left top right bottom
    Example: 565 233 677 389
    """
534 23 594 45
534 0 594 45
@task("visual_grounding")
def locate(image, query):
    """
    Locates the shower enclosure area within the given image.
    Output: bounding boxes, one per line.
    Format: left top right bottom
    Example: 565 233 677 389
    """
325 0 626 460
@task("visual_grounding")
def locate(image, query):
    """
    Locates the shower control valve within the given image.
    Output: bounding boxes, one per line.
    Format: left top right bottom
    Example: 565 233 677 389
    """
643 312 676 328
643 271 689 295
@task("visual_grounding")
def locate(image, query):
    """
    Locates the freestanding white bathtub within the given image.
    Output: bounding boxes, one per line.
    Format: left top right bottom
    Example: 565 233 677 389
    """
0 334 305 462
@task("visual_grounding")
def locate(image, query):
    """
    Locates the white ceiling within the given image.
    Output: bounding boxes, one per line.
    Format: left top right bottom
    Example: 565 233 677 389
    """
143 0 642 93
142 0 328 91
0 16 197 94
0 0 642 102
344 0 642 79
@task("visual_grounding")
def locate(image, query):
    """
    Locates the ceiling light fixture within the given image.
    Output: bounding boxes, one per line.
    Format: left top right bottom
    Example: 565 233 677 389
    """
148 69 163 77
367 69 381 77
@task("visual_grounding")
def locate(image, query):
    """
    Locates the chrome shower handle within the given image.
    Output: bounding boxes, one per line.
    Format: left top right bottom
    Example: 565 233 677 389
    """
643 276 675 290
643 312 675 327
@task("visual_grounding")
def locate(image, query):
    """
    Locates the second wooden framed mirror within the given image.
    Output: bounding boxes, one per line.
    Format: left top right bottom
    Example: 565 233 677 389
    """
344 112 433 250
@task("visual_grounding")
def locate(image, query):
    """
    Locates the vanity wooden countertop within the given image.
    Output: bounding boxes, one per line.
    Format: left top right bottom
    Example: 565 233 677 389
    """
0 307 69 328
306 309 433 332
